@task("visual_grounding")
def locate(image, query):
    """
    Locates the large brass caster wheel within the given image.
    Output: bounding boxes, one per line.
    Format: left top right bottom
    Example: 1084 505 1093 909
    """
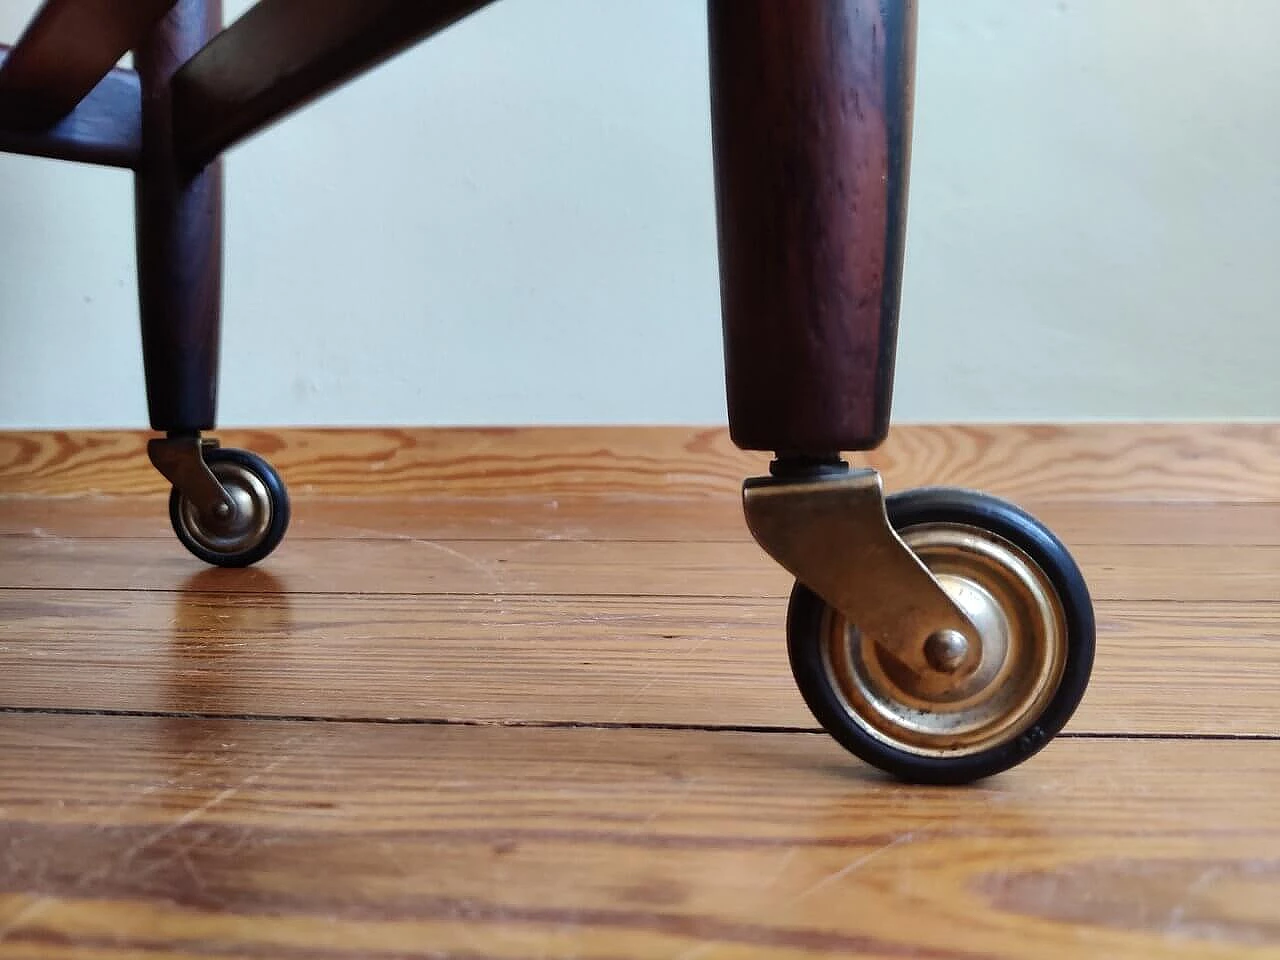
169 448 290 568
787 488 1094 785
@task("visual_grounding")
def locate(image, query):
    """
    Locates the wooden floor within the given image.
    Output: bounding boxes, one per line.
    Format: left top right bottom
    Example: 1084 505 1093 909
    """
2 425 1280 959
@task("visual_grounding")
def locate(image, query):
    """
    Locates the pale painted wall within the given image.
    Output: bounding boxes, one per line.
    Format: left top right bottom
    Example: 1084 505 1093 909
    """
1 0 1277 430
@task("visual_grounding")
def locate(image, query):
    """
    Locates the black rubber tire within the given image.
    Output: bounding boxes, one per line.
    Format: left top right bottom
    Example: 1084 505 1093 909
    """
169 448 290 568
787 486 1095 785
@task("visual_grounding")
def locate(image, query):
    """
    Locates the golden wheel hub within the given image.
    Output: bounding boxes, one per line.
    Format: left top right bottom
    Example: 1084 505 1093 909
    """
821 522 1067 758
178 460 272 556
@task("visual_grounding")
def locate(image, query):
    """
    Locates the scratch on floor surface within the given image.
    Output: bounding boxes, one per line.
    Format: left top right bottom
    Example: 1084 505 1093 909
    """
630 775 703 835
0 895 60 943
109 730 318 880
669 833 920 960
780 831 917 911
411 539 506 590
667 832 919 960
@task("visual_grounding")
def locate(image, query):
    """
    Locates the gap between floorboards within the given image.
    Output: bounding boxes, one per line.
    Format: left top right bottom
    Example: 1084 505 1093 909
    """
1 705 1276 742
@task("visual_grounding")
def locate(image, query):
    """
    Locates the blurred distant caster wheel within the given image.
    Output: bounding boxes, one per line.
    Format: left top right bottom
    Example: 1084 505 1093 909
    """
786 488 1095 785
169 448 290 568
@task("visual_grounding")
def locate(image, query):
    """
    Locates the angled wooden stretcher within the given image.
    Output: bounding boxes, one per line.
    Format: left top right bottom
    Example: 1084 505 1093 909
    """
0 0 1095 783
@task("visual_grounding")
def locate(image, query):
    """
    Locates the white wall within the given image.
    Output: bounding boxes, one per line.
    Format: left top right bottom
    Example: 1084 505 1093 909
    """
2 0 1278 430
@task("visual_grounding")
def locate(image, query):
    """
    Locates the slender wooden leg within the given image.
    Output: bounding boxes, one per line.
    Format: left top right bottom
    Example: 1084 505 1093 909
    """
708 0 916 456
134 0 223 433
132 0 290 568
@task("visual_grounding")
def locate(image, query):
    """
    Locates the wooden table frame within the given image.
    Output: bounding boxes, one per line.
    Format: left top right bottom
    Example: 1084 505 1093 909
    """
0 0 915 460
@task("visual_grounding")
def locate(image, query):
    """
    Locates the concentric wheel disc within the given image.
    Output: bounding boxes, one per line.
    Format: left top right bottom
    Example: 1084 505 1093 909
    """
820 521 1068 758
177 460 273 556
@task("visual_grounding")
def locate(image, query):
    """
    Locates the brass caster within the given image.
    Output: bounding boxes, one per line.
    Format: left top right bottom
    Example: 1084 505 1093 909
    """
150 436 290 568
745 475 1095 785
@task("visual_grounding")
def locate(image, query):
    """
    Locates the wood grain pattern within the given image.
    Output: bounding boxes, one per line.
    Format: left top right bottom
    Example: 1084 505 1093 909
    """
0 0 174 126
0 45 141 168
709 0 916 451
3 424 1280 954
1 588 1276 736
133 0 224 432
6 494 1280 545
2 714 1279 959
170 0 495 168
4 535 1279 604
4 424 1280 500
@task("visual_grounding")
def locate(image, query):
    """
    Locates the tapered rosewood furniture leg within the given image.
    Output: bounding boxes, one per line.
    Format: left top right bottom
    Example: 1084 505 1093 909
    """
707 1 1096 786
134 0 222 435
708 0 914 457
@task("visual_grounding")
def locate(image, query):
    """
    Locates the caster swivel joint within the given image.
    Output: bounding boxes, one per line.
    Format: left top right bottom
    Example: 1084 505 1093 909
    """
745 464 981 683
